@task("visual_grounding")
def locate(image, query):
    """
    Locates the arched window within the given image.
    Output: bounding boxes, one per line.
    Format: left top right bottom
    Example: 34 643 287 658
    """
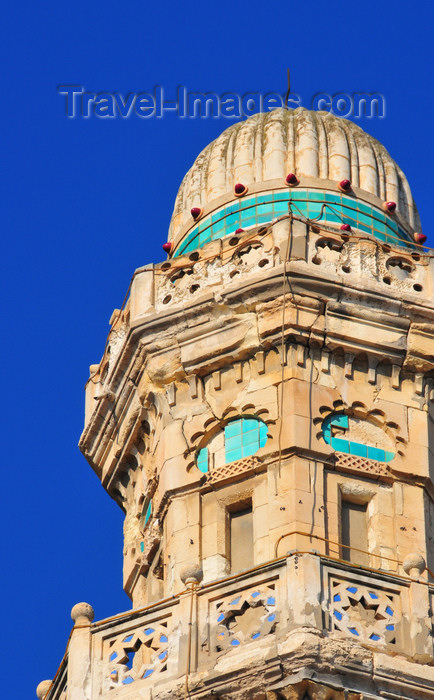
322 412 394 463
197 417 268 473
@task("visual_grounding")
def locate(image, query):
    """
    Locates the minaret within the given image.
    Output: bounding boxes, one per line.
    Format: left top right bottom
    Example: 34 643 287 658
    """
40 108 434 700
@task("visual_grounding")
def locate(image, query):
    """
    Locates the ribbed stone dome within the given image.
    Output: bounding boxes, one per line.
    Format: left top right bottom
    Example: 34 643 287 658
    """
169 108 420 249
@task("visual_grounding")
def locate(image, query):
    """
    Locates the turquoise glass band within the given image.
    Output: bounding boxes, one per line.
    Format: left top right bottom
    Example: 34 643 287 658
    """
174 189 413 257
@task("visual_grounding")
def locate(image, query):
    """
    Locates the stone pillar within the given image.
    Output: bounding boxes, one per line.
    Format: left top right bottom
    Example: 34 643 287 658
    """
286 553 322 631
177 564 202 682
403 554 433 662
67 603 94 700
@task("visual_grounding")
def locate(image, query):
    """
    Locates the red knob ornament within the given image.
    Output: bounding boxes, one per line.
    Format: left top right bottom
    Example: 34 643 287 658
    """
191 207 203 220
383 201 396 213
340 224 352 232
414 232 427 245
234 183 248 197
338 179 352 192
285 173 299 186
162 242 173 254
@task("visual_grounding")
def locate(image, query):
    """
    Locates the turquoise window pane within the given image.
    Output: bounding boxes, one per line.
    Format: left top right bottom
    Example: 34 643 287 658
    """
288 190 305 200
243 418 259 432
307 202 322 218
144 501 152 525
223 417 268 463
375 231 387 242
197 447 209 473
199 232 210 246
273 201 288 213
242 430 259 448
358 223 373 234
341 196 355 208
243 442 258 458
350 441 368 458
225 435 242 452
257 213 272 223
226 447 243 462
225 213 238 227
225 420 241 438
273 191 288 201
358 213 372 226
259 422 267 446
257 194 269 204
212 219 225 233
323 212 341 224
371 212 385 227
331 437 350 453
331 414 348 428
256 203 273 215
212 211 221 223
367 446 385 461
293 201 309 216
198 219 208 232
326 193 339 203
385 451 395 462
358 202 371 215
308 191 324 201
342 215 356 227
227 202 240 213
241 216 256 228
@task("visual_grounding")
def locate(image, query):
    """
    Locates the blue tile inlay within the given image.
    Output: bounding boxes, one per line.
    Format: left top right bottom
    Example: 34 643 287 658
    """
174 189 414 257
322 411 395 464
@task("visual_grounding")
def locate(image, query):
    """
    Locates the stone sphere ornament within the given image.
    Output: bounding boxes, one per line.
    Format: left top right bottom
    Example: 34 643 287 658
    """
36 680 52 699
180 562 204 587
402 552 426 577
338 179 352 192
71 602 95 625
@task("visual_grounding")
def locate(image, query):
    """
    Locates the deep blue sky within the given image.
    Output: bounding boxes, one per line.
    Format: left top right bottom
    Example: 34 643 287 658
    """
1 0 433 696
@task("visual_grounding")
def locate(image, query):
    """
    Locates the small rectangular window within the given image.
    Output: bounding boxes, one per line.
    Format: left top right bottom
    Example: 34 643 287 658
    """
341 500 368 567
230 506 253 573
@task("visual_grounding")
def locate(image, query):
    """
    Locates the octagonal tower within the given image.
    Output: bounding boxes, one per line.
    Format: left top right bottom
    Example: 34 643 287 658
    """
41 108 434 700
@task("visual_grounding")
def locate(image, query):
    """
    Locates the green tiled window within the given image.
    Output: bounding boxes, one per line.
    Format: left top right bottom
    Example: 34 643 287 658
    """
142 499 152 526
197 447 209 473
322 412 394 463
196 417 268 472
174 190 413 257
224 418 268 463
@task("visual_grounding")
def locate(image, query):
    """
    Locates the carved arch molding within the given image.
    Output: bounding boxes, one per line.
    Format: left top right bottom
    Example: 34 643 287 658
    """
267 681 362 699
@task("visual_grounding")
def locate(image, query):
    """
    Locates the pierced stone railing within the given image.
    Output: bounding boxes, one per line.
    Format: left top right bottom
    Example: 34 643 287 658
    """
40 553 434 699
